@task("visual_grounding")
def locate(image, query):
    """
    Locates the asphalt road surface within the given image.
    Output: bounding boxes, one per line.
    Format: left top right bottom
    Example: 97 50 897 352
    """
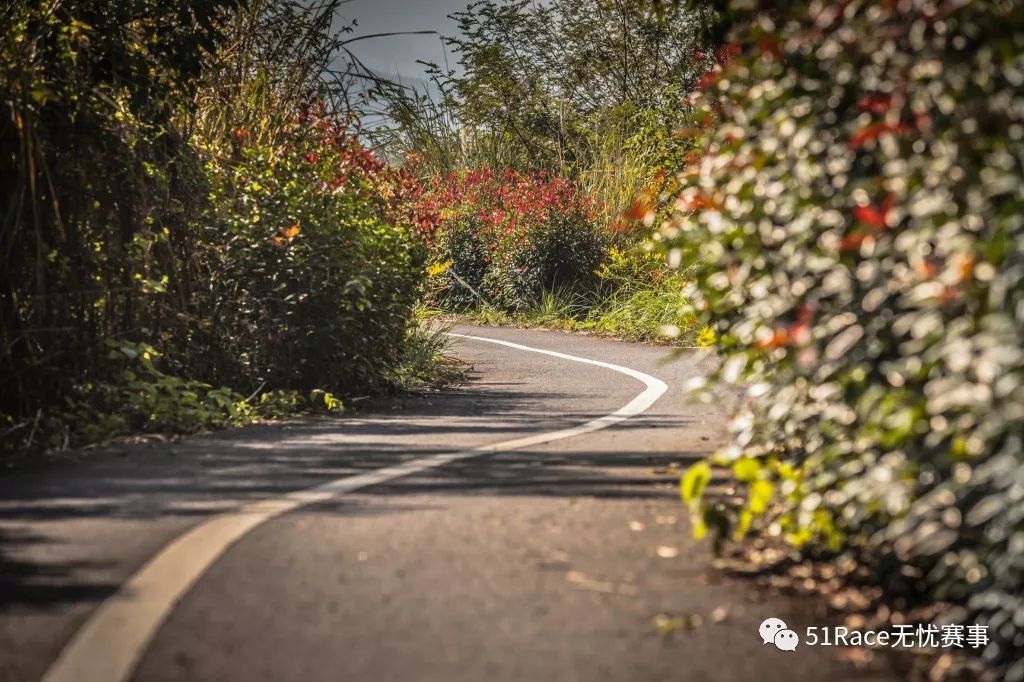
0 325 898 682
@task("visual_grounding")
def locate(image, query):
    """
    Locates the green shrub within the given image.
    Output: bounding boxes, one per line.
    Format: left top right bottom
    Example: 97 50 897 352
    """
51 341 344 449
197 118 426 394
667 1 1024 676
482 210 607 311
434 216 491 309
585 247 696 342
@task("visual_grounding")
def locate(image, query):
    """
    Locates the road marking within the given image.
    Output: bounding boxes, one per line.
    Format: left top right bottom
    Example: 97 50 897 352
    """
42 332 668 682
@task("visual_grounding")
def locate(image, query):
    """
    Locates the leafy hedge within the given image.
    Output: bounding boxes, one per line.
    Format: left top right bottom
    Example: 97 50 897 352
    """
668 1 1024 677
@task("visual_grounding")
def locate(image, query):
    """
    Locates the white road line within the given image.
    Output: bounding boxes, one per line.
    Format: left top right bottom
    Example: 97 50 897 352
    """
41 332 668 682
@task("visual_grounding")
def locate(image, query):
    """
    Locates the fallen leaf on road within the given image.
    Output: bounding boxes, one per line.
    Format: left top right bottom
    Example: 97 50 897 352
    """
566 570 639 596
656 545 679 558
652 612 703 636
629 521 645 531
711 606 729 623
537 550 571 570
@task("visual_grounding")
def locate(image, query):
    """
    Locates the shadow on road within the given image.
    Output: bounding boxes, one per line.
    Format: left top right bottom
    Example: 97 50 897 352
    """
0 527 119 610
366 447 709 500
0 379 713 610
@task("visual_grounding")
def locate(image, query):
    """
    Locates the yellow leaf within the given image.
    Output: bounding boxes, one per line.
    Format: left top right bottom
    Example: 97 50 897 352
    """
680 461 711 505
427 260 452 277
273 223 301 245
731 456 760 482
747 479 775 515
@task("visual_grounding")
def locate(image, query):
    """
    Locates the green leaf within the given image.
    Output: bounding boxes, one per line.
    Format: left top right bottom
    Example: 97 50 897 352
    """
731 456 760 482
681 460 712 505
747 479 775 515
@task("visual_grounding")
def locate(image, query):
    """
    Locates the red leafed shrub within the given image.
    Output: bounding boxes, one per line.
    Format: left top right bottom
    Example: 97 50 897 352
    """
289 107 440 237
422 168 606 310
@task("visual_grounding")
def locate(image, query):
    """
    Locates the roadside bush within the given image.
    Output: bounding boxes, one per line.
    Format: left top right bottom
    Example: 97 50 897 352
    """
197 113 427 393
0 0 237 449
433 216 491 309
585 247 696 342
482 209 607 310
51 340 345 449
669 1 1024 677
0 0 438 453
424 169 606 311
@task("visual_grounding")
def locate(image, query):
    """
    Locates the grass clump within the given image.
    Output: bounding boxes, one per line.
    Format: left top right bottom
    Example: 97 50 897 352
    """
435 246 699 346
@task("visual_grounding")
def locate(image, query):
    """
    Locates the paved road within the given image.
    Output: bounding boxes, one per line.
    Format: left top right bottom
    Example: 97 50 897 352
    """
0 325 897 681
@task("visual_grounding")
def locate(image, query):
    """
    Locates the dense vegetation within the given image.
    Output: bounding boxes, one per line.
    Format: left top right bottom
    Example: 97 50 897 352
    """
672 1 1024 678
1 0 441 452
422 168 606 310
375 0 713 341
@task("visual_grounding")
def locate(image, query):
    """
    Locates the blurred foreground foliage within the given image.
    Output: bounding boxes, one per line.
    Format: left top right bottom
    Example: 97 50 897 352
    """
1 0 439 452
668 0 1024 676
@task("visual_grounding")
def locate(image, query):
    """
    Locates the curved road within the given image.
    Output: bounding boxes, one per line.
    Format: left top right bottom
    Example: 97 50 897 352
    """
0 325 896 681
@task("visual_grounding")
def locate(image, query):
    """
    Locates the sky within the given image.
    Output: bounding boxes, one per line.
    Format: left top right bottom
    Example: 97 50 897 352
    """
344 0 472 91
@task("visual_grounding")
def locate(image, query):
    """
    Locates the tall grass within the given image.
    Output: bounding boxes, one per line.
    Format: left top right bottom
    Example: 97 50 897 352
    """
573 107 686 226
444 271 699 345
586 276 695 342
390 318 467 390
371 84 528 173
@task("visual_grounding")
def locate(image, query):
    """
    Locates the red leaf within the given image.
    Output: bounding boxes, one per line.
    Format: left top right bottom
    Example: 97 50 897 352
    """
756 328 790 350
839 233 867 253
626 199 653 221
857 93 893 114
716 42 741 64
757 36 783 60
853 205 886 228
956 255 975 281
697 70 719 91
848 122 911 150
853 193 895 229
916 259 938 278
676 192 715 212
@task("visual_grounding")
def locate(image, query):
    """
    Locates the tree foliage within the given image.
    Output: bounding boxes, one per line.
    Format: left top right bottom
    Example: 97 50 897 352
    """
374 0 713 192
439 0 712 167
2 0 240 421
